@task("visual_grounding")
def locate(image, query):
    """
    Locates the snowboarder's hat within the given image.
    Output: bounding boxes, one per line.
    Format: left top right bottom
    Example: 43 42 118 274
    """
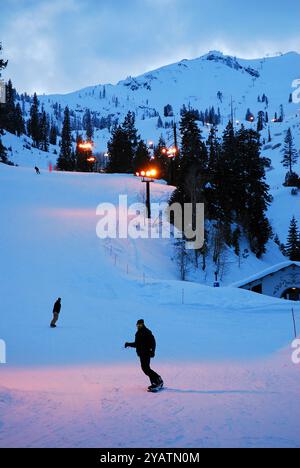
137 319 145 325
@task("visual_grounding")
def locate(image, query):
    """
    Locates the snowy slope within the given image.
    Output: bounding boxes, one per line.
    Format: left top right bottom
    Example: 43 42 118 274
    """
0 165 299 448
1 164 297 367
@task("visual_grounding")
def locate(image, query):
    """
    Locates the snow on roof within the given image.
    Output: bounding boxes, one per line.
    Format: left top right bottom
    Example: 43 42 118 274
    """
232 261 300 288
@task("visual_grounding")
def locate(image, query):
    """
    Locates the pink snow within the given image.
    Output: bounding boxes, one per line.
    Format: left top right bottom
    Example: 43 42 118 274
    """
1 349 299 448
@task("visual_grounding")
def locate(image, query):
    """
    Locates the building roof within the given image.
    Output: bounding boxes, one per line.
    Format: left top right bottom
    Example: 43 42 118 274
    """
232 261 300 288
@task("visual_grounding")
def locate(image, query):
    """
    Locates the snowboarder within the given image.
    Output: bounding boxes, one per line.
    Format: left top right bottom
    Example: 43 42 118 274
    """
35 166 40 175
50 298 62 328
125 319 164 392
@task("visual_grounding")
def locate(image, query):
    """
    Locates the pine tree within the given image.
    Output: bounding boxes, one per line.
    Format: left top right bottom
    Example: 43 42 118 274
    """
133 140 151 173
0 136 8 163
28 93 41 147
14 103 25 136
169 111 208 236
83 109 93 141
40 110 49 152
122 111 139 152
157 116 163 129
49 122 58 145
235 127 272 257
285 217 300 261
268 127 272 142
281 128 298 173
204 126 223 220
213 121 238 222
245 109 254 122
279 104 284 122
2 79 16 133
152 136 169 181
107 126 134 173
179 110 207 173
57 107 74 171
257 111 264 132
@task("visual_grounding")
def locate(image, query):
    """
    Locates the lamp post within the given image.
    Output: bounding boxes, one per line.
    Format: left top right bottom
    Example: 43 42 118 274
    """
135 168 158 219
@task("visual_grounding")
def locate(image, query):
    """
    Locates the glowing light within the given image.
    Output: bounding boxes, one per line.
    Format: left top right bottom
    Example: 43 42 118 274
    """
141 171 146 177
78 142 93 151
150 169 157 177
87 157 96 163
167 147 177 158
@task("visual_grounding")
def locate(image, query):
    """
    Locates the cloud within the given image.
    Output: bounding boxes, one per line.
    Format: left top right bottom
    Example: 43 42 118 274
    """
1 0 300 94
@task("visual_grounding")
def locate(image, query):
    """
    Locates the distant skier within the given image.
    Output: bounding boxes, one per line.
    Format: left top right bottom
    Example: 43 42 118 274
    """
35 166 40 175
50 298 61 328
125 319 164 392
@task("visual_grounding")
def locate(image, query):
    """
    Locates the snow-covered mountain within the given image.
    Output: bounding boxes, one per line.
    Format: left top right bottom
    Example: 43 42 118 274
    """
37 50 300 152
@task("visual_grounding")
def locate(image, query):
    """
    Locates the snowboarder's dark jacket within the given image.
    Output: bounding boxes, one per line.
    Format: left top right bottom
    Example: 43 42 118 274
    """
127 327 156 357
53 300 61 314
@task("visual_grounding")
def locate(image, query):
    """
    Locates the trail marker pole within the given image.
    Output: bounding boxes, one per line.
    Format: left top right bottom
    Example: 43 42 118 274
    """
292 308 297 339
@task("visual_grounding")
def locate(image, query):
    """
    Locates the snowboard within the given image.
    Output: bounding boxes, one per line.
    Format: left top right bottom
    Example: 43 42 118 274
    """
147 385 164 393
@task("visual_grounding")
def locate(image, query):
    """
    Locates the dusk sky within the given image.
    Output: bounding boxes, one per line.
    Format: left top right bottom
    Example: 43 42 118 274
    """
1 0 300 95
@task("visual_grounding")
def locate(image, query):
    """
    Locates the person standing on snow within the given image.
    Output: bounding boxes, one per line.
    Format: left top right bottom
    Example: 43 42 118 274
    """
50 298 62 328
125 319 164 392
35 166 40 175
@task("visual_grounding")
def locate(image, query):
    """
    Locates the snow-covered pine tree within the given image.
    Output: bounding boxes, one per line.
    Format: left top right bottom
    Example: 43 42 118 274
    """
281 128 298 173
285 216 300 261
